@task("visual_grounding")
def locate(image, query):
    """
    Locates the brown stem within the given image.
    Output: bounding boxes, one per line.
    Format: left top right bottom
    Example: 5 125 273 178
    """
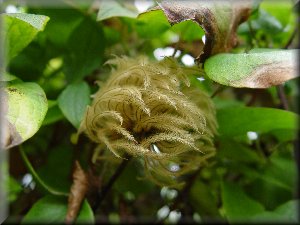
247 21 260 48
276 85 289 110
211 85 226 98
284 26 298 49
246 91 257 106
156 168 202 224
172 41 180 58
275 21 298 111
93 156 131 212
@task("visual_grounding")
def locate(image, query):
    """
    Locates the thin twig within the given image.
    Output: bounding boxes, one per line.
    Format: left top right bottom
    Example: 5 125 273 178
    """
156 168 202 224
276 85 289 110
275 23 298 111
246 91 257 106
284 26 298 49
247 21 260 48
19 146 68 196
211 85 226 98
172 41 180 58
93 156 131 212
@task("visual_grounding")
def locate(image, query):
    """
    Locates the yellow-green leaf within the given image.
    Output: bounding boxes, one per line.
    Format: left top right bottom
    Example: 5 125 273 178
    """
22 195 94 224
2 82 48 149
204 49 298 88
217 106 298 137
2 13 49 61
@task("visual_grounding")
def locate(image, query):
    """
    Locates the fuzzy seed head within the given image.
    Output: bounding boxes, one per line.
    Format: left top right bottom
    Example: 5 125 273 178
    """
81 56 217 186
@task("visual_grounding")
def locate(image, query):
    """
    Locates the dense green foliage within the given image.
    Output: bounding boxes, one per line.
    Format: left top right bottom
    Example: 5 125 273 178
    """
1 0 299 224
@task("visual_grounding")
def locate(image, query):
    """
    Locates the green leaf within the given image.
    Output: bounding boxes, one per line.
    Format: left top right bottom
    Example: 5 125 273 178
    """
260 1 295 28
58 81 91 129
213 97 245 110
114 161 154 196
221 181 265 222
97 0 138 21
246 177 293 211
250 9 283 34
22 195 94 224
136 10 171 39
3 82 48 149
270 129 297 142
63 17 105 82
204 49 298 88
7 176 22 202
8 42 51 81
190 180 221 218
2 13 49 61
29 8 83 48
217 106 298 138
37 146 73 193
243 149 296 210
238 1 296 48
103 26 121 46
217 138 261 163
0 72 17 82
249 200 299 223
258 151 297 191
42 100 64 126
170 20 205 42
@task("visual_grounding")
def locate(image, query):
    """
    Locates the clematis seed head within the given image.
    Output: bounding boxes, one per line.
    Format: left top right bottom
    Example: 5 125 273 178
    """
81 56 217 186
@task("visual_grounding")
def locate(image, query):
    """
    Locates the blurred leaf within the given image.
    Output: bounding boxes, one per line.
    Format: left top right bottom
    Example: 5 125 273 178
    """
22 195 94 224
97 0 138 21
252 9 282 33
221 181 265 222
217 138 261 163
29 8 83 48
7 176 22 202
171 20 205 42
270 129 297 142
258 151 297 191
238 1 296 48
190 180 221 218
2 82 48 149
2 13 49 61
213 98 245 110
249 200 299 223
136 9 171 39
58 81 91 129
154 0 252 62
114 161 154 196
217 106 298 137
42 100 64 126
246 177 293 211
103 26 121 45
260 1 295 27
63 18 105 82
0 72 17 82
204 49 298 88
260 1 297 47
37 146 73 193
8 42 52 82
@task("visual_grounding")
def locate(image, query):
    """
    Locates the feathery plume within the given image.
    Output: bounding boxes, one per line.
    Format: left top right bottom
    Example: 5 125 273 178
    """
81 56 217 186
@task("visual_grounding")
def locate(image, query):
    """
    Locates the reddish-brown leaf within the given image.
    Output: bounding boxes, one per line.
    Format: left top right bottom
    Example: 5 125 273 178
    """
65 161 89 224
154 0 253 63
